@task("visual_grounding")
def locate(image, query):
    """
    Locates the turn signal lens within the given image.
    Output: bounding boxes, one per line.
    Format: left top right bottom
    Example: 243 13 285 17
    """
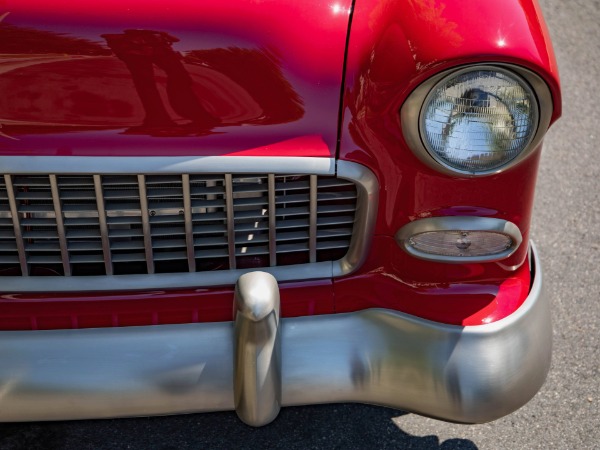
408 231 513 258
395 217 523 263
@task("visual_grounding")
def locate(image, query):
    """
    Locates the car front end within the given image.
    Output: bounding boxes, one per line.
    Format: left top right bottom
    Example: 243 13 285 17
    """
0 0 561 426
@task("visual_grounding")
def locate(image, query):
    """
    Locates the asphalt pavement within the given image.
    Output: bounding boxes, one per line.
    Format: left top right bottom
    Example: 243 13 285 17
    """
0 0 598 448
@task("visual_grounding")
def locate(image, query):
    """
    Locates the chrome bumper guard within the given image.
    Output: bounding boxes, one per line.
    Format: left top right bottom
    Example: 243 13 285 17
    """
0 244 550 425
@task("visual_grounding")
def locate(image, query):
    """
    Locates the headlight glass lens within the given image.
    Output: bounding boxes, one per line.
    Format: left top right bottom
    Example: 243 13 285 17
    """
420 68 539 173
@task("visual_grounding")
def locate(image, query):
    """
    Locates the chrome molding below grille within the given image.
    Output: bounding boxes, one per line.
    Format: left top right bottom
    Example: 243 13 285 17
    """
0 158 378 292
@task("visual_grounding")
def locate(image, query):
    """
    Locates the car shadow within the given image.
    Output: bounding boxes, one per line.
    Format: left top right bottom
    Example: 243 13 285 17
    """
0 404 478 450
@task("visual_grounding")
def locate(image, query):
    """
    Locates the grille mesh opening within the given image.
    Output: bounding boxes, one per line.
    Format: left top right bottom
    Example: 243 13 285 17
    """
0 173 358 278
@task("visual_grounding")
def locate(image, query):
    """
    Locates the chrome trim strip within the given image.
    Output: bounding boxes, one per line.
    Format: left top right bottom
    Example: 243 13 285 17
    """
181 174 196 273
137 175 155 274
0 244 550 424
0 261 334 292
225 174 236 270
395 216 523 263
234 272 281 426
333 160 379 277
0 156 336 176
267 174 277 267
0 160 378 292
308 175 317 263
93 175 113 275
400 63 554 177
4 175 28 276
49 174 71 276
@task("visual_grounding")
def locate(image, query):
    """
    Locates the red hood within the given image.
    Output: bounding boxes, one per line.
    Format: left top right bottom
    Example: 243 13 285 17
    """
0 1 352 158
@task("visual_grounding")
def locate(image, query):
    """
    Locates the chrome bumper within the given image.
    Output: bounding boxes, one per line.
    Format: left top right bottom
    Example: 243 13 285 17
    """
0 244 551 425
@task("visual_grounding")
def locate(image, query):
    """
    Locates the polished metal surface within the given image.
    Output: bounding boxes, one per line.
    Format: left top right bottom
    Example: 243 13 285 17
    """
181 174 196 272
0 160 377 292
224 174 237 270
400 63 554 176
0 156 335 175
234 272 282 426
333 160 379 277
309 175 318 263
0 261 334 292
93 174 113 275
267 174 277 267
395 216 523 263
137 175 155 274
49 175 71 276
0 244 550 424
3 175 28 275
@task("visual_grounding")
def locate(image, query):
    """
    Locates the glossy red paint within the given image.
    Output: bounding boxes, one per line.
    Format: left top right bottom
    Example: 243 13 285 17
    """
331 0 560 322
0 280 334 331
332 237 531 326
0 234 531 329
0 0 352 157
0 0 561 329
340 0 560 237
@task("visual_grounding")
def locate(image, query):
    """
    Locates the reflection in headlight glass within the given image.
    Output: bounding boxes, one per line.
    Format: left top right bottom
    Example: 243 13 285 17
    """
421 70 538 172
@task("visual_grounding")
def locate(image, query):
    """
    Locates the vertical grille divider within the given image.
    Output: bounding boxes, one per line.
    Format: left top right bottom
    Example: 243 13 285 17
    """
225 174 236 270
309 175 318 263
137 175 155 274
268 174 277 266
4 174 28 276
49 174 71 276
181 174 196 272
94 175 113 275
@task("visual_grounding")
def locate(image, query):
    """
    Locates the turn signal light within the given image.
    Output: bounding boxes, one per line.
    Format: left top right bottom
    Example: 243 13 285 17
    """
409 231 512 257
396 217 522 263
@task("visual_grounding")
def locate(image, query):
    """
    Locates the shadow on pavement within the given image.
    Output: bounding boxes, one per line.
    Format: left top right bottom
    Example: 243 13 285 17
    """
0 404 478 450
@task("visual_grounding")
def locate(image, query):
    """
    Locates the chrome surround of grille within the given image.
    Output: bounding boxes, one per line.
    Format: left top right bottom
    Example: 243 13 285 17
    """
0 157 378 292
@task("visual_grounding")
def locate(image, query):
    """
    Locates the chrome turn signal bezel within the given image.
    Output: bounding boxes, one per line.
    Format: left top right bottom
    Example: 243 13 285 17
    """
395 216 523 263
400 63 554 177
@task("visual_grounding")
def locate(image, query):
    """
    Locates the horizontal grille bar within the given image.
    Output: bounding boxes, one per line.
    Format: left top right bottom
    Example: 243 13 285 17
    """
0 171 362 285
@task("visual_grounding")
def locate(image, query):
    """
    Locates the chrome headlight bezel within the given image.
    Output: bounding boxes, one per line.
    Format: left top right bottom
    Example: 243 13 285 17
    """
400 64 553 177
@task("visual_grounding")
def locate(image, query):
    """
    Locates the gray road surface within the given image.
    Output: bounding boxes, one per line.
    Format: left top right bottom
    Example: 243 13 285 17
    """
0 0 598 448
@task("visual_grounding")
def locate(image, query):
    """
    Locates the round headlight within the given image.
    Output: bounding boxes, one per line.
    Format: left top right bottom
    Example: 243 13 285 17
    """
420 67 539 173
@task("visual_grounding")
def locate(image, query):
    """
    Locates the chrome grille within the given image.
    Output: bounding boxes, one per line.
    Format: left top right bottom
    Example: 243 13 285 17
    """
0 173 358 280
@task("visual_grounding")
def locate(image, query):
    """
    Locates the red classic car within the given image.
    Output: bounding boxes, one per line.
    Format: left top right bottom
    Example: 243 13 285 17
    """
0 0 560 426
